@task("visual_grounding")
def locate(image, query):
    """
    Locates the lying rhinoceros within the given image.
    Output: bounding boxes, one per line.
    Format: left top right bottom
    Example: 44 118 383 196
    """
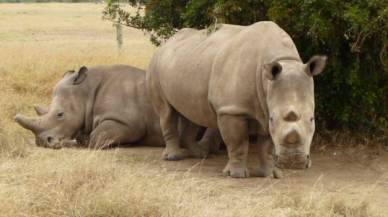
146 21 327 178
15 65 221 156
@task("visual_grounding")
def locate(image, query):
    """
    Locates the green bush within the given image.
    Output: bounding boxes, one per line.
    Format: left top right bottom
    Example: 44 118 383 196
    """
104 0 388 144
268 1 388 138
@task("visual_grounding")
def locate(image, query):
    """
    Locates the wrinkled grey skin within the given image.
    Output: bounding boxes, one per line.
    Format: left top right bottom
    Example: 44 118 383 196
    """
15 65 221 157
147 22 327 178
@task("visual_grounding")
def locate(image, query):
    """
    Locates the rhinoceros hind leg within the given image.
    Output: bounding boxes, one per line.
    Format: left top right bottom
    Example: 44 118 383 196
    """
147 66 183 160
256 135 284 179
179 116 209 158
218 115 250 178
198 128 222 155
157 107 184 161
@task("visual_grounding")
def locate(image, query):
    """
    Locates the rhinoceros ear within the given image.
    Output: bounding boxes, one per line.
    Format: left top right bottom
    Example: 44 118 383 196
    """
63 66 88 85
304 55 327 76
264 61 283 81
73 66 88 84
33 104 49 116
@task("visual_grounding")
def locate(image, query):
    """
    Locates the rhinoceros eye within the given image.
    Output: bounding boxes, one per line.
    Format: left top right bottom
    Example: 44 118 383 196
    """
270 117 273 122
310 117 314 122
57 112 64 117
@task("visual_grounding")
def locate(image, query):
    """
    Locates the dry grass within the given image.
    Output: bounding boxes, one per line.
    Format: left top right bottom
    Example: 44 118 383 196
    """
0 3 384 216
0 148 381 216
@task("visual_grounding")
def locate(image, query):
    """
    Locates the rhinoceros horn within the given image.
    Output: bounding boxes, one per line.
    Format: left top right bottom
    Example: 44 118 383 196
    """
33 104 49 116
14 114 40 133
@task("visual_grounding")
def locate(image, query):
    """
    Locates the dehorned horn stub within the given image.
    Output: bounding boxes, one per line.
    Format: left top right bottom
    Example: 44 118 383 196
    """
14 114 40 133
282 106 300 122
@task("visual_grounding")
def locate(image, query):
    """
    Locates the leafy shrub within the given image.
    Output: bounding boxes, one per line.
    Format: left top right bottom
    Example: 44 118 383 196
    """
103 0 388 144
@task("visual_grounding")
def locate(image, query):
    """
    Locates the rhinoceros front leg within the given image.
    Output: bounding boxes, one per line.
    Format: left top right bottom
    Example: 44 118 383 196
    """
256 135 284 179
75 132 90 146
218 115 250 178
179 116 209 158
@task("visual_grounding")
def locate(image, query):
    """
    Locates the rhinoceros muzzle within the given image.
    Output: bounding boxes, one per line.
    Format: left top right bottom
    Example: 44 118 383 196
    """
275 154 311 169
281 123 304 148
36 138 59 149
36 135 69 149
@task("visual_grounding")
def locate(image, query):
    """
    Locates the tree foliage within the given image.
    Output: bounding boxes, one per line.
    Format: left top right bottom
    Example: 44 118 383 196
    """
103 0 388 142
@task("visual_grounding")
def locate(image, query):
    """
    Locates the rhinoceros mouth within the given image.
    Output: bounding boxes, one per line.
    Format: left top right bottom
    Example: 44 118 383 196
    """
275 154 311 169
36 136 74 149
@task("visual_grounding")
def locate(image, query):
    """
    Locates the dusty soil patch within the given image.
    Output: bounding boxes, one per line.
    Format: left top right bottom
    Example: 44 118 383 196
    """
103 143 388 213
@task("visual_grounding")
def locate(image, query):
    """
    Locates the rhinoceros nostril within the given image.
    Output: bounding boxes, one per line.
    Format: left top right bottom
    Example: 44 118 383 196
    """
47 136 53 143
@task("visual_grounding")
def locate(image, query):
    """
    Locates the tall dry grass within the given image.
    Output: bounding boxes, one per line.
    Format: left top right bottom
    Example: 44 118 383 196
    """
0 3 384 216
0 3 154 157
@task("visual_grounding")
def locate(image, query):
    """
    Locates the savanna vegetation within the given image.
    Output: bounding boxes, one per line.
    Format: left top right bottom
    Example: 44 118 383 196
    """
0 0 107 3
104 0 388 148
0 3 387 216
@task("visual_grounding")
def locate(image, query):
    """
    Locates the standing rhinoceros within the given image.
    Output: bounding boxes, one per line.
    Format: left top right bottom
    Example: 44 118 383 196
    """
146 21 327 178
15 65 221 156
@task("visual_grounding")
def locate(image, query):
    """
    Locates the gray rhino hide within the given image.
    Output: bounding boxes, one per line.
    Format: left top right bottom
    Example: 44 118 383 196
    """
15 65 165 148
147 21 327 178
15 65 222 157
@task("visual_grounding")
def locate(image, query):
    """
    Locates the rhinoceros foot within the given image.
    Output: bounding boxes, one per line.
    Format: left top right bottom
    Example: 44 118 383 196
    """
256 165 284 179
197 129 222 155
187 152 209 159
197 139 219 156
162 147 184 161
222 162 249 178
185 144 210 159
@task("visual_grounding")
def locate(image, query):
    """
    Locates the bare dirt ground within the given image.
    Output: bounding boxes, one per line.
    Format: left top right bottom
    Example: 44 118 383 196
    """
100 143 388 213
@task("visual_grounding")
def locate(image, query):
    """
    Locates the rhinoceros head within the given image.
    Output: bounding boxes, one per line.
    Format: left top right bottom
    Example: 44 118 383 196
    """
264 56 327 169
14 67 88 149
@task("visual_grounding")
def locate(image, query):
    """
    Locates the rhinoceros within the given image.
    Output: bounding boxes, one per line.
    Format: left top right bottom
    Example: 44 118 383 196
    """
14 65 221 156
146 21 327 178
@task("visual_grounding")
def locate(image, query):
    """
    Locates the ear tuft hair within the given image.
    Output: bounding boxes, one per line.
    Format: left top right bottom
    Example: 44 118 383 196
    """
304 55 327 76
73 66 88 84
264 62 283 81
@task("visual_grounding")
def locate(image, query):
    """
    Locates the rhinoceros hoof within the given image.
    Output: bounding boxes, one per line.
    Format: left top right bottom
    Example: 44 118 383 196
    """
187 150 210 159
198 140 219 154
257 167 284 179
273 169 284 179
191 154 209 159
222 166 250 178
163 147 184 161
166 155 184 161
